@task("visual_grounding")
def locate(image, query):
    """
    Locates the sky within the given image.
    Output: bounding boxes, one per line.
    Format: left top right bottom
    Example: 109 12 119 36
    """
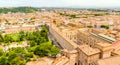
0 0 120 8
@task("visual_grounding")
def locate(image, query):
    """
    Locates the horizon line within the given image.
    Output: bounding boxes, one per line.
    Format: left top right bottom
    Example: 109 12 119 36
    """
0 6 120 9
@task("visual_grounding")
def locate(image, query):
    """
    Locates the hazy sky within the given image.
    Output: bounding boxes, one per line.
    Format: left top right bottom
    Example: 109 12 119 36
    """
0 0 120 8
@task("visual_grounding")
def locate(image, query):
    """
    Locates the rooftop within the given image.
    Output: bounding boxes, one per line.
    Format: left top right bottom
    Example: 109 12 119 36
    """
96 43 111 48
95 43 112 51
78 45 100 56
26 57 54 65
53 56 69 65
112 49 120 55
98 34 116 42
96 56 120 65
112 40 120 47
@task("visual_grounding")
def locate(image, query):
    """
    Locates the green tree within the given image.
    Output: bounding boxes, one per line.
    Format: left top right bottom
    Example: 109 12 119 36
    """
34 42 58 57
27 46 37 52
40 31 48 42
94 14 104 16
87 26 93 28
25 52 33 62
28 40 37 47
7 47 29 65
19 31 25 41
0 49 4 56
0 32 4 42
34 43 51 57
9 47 26 54
70 15 77 18
4 34 12 43
7 51 17 62
100 25 110 29
0 56 7 65
50 46 60 56
11 33 20 42
0 7 37 13
10 56 26 65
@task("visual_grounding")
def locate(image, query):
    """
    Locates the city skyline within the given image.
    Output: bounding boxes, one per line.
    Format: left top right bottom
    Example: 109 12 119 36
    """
0 0 120 8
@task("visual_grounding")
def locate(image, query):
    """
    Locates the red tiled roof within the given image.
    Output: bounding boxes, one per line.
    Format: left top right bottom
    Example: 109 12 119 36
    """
112 40 120 47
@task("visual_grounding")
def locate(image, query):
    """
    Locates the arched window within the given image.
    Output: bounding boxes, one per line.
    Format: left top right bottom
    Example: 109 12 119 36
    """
75 63 77 65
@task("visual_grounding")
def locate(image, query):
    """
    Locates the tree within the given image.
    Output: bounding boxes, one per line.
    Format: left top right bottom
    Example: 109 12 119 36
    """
0 7 37 13
100 25 110 29
4 34 12 43
11 33 20 42
34 46 45 57
26 32 36 40
7 47 28 65
106 25 110 29
87 26 93 28
10 56 26 65
34 41 60 57
94 14 103 16
0 56 7 65
0 49 4 56
28 41 37 47
19 31 25 41
9 47 25 54
40 30 48 42
27 46 37 52
25 52 33 61
34 42 52 57
0 32 4 42
7 51 17 62
41 25 48 32
50 45 60 57
70 15 77 18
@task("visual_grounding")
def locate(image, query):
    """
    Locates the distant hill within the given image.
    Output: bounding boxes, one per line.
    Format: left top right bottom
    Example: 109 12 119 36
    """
0 7 37 13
